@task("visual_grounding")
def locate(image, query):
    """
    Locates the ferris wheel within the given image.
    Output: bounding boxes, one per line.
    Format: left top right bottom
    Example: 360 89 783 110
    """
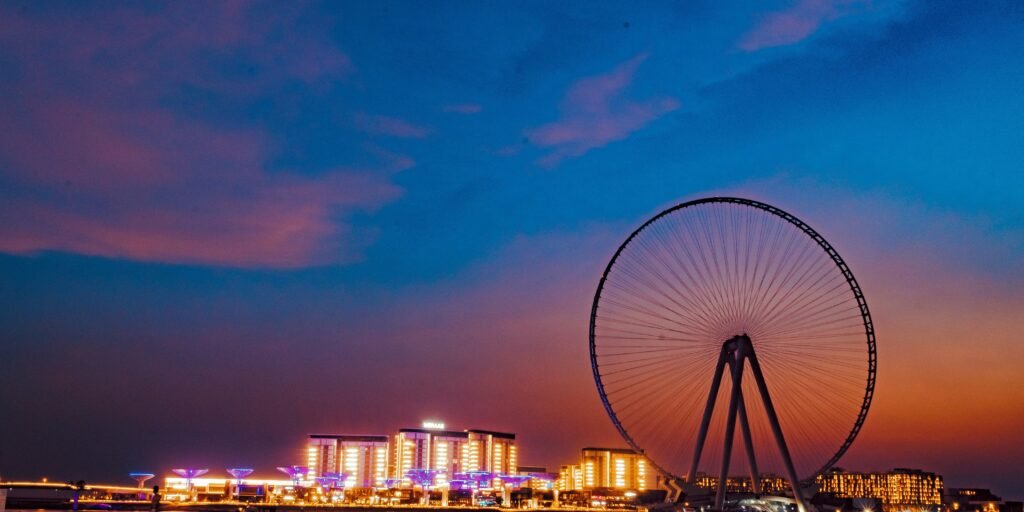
589 197 876 510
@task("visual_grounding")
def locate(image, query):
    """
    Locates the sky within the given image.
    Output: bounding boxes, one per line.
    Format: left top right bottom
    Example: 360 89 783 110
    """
1 0 1023 500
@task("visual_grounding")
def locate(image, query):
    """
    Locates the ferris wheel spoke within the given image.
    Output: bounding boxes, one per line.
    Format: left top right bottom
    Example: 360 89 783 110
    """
748 239 826 328
611 360 712 416
743 220 808 326
605 269 719 333
632 222 724 326
758 277 852 330
598 305 709 338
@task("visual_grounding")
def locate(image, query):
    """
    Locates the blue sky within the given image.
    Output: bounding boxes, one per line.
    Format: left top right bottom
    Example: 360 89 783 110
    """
1 0 1023 499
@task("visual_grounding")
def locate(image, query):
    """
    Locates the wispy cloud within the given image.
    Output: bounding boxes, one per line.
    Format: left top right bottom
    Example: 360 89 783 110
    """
525 53 679 168
0 2 354 97
354 113 432 139
0 99 408 268
738 0 869 51
0 3 408 268
443 103 483 114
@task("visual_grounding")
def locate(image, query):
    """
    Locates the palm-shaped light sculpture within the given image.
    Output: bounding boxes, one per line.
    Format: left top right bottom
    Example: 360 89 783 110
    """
129 473 155 489
406 469 441 505
277 466 309 487
226 468 253 499
171 468 208 500
499 475 533 507
315 473 339 489
462 471 494 505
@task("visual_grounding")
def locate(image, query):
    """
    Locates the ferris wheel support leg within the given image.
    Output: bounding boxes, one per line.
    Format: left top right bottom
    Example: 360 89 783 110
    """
747 347 809 512
688 347 731 484
737 396 761 495
714 353 745 511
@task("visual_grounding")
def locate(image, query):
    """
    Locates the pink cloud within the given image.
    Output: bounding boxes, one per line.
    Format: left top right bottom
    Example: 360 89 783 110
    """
354 113 432 139
525 54 680 168
0 4 411 268
0 100 406 267
0 172 401 268
443 103 483 114
0 99 263 190
739 0 869 51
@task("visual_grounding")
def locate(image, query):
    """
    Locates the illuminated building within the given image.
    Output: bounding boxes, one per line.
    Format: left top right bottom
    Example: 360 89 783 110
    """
307 435 389 489
163 476 291 501
558 448 650 491
391 423 517 488
465 430 517 477
517 466 558 490
815 468 943 510
945 488 1022 512
558 465 584 491
692 474 789 494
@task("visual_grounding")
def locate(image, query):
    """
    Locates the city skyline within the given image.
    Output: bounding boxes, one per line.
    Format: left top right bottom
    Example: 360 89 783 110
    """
1 0 1023 504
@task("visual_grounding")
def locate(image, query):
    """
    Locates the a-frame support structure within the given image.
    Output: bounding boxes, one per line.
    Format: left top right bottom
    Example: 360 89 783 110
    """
686 335 808 512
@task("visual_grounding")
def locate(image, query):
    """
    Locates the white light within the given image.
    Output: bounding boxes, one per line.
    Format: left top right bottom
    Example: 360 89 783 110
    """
422 420 446 430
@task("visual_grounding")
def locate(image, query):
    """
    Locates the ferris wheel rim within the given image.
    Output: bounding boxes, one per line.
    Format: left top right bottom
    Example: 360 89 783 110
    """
588 196 877 482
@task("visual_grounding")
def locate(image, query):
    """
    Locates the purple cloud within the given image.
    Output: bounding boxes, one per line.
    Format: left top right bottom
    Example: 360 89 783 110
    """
739 0 869 51
525 54 680 168
354 113 432 139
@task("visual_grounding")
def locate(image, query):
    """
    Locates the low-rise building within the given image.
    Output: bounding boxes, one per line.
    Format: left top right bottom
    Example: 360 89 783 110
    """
691 473 790 495
815 468 943 511
557 448 651 492
945 488 1022 512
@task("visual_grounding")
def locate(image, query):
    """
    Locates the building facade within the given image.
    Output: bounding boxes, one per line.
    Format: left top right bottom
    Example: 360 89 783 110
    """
692 474 790 495
390 425 518 487
307 435 389 489
558 464 584 492
558 448 650 491
945 488 1023 512
816 468 943 509
466 430 518 476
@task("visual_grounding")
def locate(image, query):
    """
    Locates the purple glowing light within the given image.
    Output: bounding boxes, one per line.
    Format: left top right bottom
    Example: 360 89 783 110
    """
277 465 309 486
226 468 253 499
498 474 532 488
463 471 495 488
405 468 441 487
172 468 209 479
315 472 343 488
527 472 558 482
171 468 208 493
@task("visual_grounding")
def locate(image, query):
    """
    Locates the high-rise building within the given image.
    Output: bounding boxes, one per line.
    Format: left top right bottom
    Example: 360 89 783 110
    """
465 430 517 476
816 468 943 509
307 435 389 489
392 427 470 486
391 424 517 487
